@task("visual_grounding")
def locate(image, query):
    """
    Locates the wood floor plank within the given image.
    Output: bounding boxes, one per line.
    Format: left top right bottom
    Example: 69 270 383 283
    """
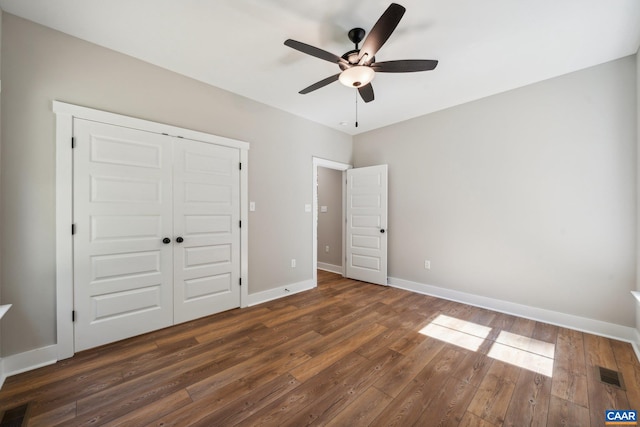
154 374 301 427
186 330 320 401
616 361 640 410
325 386 393 427
506 316 536 337
502 369 552 427
551 328 588 407
546 395 590 427
458 411 498 427
289 323 388 382
415 377 478 427
1 270 638 426
233 352 369 426
370 347 466 427
27 401 76 427
584 333 618 370
466 360 521 425
101 389 192 427
452 351 494 388
373 336 447 398
355 326 414 359
282 348 402 426
531 321 559 344
387 330 427 356
611 339 640 367
154 306 273 347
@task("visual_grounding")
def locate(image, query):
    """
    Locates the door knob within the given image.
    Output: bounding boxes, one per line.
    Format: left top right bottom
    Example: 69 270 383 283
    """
176 237 184 243
380 229 386 234
162 237 171 244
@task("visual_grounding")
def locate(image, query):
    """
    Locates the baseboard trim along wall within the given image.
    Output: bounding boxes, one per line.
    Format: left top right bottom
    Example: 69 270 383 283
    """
0 358 5 389
246 279 316 307
317 263 343 275
2 344 58 382
389 276 640 361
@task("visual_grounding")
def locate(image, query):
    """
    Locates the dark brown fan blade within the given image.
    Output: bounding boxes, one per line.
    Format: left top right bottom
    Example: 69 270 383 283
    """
358 3 406 64
285 39 345 65
358 83 374 103
299 74 341 94
371 59 438 73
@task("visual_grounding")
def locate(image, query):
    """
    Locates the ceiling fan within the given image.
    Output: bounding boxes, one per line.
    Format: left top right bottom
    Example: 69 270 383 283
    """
284 3 438 103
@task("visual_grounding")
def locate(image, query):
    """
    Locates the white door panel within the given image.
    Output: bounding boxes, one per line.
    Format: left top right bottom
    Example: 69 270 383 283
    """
173 139 240 324
346 165 388 285
73 119 174 351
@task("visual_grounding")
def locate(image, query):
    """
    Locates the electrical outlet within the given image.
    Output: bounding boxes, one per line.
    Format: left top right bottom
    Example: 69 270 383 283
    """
325 245 330 253
291 259 296 268
424 260 431 270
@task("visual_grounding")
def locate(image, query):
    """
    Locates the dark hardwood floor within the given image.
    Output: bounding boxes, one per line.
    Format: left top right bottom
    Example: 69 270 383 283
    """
1 270 639 426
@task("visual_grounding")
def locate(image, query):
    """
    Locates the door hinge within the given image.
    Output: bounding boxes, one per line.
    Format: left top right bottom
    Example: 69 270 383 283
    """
239 162 242 170
239 278 242 286
72 310 76 322
239 220 242 228
72 224 76 235
71 137 76 148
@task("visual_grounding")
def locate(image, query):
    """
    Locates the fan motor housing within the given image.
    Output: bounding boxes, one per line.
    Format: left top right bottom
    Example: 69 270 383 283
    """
340 49 375 69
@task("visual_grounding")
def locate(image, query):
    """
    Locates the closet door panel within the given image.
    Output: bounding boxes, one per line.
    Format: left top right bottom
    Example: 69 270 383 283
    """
73 120 174 351
173 139 241 323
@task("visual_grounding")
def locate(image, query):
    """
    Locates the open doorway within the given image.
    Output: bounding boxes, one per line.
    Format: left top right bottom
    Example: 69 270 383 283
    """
317 167 344 274
312 158 351 285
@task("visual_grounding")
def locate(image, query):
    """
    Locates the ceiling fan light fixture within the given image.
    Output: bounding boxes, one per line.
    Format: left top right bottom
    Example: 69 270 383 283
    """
339 66 375 88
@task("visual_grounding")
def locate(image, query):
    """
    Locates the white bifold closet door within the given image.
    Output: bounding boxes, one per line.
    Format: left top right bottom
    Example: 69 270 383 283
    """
73 119 240 352
172 138 240 324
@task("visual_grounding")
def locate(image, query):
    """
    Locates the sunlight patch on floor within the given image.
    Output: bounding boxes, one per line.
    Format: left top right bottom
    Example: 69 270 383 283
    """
487 331 555 377
419 315 555 377
419 314 492 352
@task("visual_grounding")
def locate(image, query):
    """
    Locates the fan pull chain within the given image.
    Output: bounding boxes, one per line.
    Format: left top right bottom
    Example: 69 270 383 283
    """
355 90 359 128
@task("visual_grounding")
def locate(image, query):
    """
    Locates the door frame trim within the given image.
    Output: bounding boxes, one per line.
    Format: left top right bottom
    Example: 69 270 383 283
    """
312 157 351 285
54 101 250 359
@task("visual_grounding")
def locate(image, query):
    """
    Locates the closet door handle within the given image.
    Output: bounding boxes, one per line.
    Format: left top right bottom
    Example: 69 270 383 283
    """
162 237 171 244
176 237 184 243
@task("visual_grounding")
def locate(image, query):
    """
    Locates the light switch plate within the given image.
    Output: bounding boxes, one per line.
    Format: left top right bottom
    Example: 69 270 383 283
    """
249 201 256 211
320 206 328 213
304 204 312 212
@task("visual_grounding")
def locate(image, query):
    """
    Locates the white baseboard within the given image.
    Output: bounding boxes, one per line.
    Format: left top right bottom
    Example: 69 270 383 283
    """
2 344 58 382
317 262 343 275
389 277 640 355
247 279 316 307
633 329 640 363
0 358 5 389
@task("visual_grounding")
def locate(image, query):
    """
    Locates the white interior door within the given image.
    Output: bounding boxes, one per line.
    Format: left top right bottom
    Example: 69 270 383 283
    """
73 119 174 351
345 165 388 285
173 139 241 323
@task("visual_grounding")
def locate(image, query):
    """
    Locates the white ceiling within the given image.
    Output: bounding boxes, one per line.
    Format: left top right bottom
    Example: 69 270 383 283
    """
1 0 639 135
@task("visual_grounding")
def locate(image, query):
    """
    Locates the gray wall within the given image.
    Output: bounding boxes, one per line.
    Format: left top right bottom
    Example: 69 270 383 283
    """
317 167 343 267
0 14 352 356
637 48 640 333
354 56 637 327
0 8 3 361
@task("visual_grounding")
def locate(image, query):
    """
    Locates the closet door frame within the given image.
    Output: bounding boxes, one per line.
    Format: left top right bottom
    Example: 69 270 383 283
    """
54 101 250 360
